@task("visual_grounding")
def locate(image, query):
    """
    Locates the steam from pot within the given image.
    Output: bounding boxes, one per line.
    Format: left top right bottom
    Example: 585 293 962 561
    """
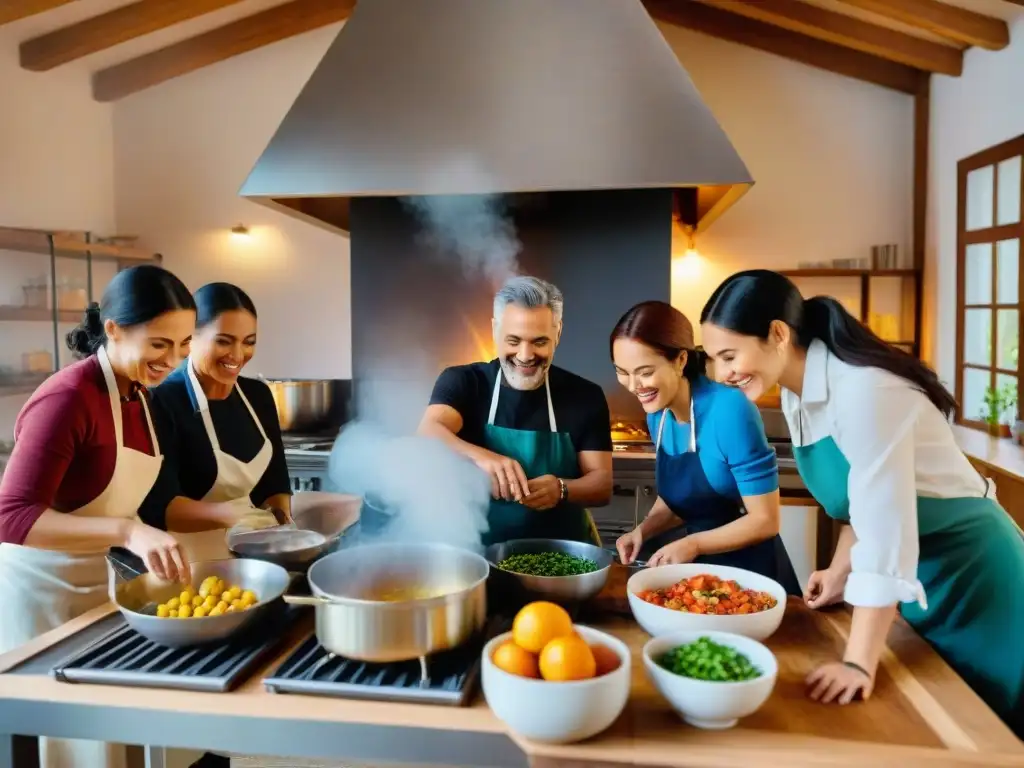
327 421 491 553
400 156 522 288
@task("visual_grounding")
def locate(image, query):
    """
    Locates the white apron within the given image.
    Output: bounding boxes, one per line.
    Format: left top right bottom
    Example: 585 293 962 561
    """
173 361 274 563
0 345 164 768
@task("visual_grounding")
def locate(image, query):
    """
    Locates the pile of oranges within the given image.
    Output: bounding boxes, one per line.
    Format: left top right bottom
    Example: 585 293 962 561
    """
491 601 620 682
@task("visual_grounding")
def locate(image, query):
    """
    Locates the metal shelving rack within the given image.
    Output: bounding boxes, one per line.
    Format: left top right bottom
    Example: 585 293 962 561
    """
0 226 161 396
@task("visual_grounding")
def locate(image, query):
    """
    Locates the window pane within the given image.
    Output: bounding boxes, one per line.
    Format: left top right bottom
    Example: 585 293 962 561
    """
965 243 992 304
963 368 990 421
997 309 1019 370
964 309 992 365
967 165 994 231
997 374 1018 423
997 155 1022 226
997 239 1020 304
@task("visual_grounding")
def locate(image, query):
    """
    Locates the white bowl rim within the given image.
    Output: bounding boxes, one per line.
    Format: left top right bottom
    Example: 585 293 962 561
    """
626 564 786 617
642 629 779 688
483 624 631 690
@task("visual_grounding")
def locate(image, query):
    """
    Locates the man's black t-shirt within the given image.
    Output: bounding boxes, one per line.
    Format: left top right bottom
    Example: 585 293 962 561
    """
428 360 612 454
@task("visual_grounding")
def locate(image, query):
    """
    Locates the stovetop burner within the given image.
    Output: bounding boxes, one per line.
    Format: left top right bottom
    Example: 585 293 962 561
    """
263 617 509 706
51 602 304 693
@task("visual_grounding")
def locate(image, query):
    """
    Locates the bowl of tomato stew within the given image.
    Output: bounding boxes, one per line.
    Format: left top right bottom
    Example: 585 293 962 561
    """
627 564 786 641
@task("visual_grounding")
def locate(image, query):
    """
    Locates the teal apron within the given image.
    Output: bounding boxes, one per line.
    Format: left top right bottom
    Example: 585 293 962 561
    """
480 371 600 547
793 422 1024 737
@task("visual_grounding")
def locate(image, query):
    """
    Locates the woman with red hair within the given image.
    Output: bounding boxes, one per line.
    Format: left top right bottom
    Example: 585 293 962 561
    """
610 300 799 594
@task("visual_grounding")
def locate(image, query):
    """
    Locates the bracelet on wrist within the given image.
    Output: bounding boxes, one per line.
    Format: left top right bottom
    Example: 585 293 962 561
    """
842 660 872 679
557 478 568 501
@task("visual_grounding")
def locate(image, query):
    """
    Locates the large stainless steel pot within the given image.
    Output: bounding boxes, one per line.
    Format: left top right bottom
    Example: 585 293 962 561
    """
261 378 341 433
283 542 490 662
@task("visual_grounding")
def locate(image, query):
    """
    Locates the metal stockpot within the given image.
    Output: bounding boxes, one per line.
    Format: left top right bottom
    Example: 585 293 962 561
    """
283 542 490 662
261 378 339 433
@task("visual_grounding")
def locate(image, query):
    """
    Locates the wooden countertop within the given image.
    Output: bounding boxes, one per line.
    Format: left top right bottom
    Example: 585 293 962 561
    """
952 424 1024 481
1 567 1020 767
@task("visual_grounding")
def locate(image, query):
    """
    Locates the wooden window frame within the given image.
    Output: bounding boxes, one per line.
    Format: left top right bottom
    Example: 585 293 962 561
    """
955 134 1024 429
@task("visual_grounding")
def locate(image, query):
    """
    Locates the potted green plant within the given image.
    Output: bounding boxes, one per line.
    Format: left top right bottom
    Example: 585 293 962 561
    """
981 383 1017 438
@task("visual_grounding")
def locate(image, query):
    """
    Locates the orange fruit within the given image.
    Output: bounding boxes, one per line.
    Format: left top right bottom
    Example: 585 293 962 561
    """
538 635 597 681
511 601 574 654
491 640 540 678
590 643 621 677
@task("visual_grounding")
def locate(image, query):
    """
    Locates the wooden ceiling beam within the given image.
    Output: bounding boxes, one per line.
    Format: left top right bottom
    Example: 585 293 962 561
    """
20 0 249 72
696 0 961 76
643 0 924 94
0 0 74 26
91 0 356 102
835 0 1009 51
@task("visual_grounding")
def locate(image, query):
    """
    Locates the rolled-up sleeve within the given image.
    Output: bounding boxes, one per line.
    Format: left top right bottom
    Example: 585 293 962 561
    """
836 373 927 609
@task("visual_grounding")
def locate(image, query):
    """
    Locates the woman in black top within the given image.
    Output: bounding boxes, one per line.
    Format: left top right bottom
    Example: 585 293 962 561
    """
153 283 290 562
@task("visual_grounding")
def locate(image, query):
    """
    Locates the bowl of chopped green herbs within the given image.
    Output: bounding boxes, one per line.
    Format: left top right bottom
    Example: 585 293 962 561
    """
484 539 615 604
642 631 778 729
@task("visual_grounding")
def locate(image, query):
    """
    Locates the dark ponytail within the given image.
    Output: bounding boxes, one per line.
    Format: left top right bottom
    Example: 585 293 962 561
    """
65 264 195 360
610 300 707 382
66 303 105 358
701 270 957 418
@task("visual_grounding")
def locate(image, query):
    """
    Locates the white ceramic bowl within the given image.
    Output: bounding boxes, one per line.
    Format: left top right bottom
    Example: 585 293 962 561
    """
627 563 787 641
643 630 778 729
481 625 631 744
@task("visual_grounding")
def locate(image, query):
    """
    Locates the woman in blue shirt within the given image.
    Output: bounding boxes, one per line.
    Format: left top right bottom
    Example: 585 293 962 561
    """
611 300 800 595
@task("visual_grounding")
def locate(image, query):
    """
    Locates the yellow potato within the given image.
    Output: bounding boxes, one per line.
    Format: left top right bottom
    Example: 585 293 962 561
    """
154 578 257 618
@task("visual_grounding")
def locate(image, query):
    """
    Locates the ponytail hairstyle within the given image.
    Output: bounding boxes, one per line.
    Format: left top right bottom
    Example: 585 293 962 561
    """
66 264 195 360
700 269 957 418
610 300 707 381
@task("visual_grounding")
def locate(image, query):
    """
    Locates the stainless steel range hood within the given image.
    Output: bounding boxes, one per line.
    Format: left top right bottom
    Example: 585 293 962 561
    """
240 0 753 235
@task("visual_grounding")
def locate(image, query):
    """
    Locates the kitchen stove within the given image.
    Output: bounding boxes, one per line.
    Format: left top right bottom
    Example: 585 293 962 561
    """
263 616 509 706
51 602 304 693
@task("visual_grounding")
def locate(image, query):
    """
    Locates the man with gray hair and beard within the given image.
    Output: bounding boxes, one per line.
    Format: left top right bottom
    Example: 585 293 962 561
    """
418 275 612 546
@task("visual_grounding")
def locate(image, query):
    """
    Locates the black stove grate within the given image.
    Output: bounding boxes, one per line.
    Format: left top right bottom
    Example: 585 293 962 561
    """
52 603 303 693
264 618 510 706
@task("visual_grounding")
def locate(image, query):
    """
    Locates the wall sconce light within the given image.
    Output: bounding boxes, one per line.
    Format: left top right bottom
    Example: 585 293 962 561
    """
230 224 250 239
672 229 702 281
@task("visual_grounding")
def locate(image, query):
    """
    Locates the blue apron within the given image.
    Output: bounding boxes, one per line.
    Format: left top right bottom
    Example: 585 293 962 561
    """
793 421 1024 738
480 372 600 547
651 399 802 596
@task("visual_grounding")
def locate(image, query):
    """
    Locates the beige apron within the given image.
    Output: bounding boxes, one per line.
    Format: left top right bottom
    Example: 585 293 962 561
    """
172 361 275 563
0 346 164 768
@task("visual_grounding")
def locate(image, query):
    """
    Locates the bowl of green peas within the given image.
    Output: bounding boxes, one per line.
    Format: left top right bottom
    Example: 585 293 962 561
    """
642 631 778 729
484 539 615 605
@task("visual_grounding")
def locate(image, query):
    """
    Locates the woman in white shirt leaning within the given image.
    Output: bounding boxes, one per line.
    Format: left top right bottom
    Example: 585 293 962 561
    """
700 269 1023 737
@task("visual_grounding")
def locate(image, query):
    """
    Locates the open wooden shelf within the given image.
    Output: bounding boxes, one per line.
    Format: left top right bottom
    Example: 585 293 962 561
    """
0 373 49 398
779 268 917 278
0 226 158 263
0 306 83 323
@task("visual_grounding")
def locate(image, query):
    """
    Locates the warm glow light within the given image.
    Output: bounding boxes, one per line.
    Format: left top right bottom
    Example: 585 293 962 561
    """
672 248 702 281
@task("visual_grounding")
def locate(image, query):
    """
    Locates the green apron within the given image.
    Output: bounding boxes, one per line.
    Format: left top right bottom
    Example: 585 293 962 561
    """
480 371 600 547
793 432 1024 737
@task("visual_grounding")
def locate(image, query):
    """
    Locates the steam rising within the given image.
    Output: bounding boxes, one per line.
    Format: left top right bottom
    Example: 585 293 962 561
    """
325 158 521 552
400 157 522 286
327 422 491 552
